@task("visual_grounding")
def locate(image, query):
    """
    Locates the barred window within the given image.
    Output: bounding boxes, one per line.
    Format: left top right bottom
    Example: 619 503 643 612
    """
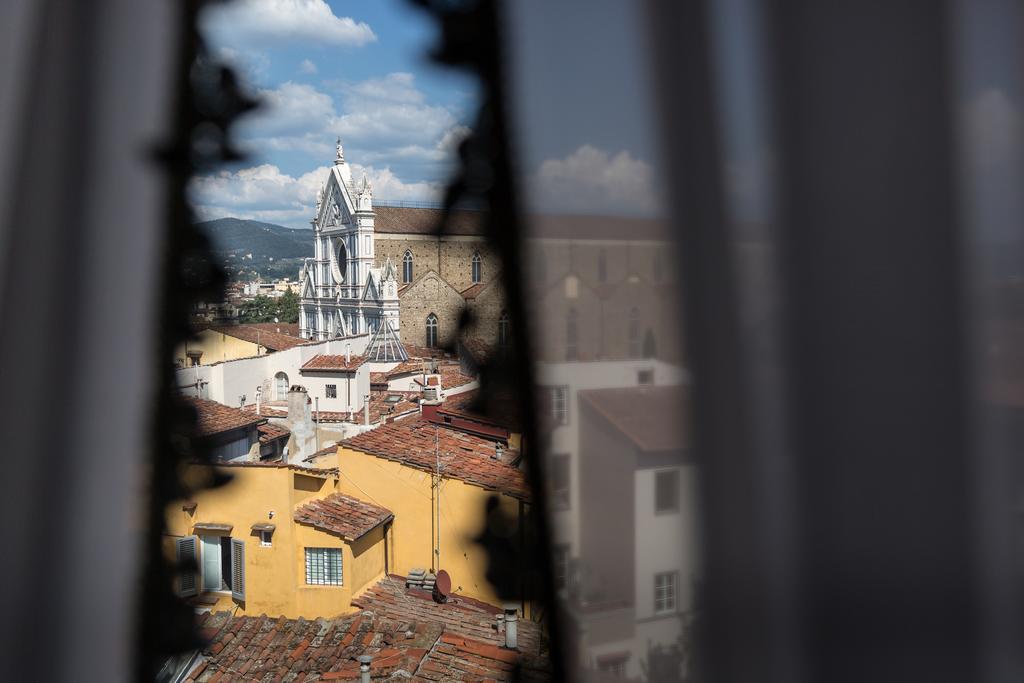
326 384 337 399
654 571 677 614
305 547 342 585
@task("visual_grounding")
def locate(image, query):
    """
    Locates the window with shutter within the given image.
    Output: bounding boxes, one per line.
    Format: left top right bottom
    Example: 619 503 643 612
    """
176 536 198 598
230 538 245 601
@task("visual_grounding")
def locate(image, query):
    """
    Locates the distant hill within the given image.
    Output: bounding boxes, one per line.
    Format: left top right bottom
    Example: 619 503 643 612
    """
196 217 312 261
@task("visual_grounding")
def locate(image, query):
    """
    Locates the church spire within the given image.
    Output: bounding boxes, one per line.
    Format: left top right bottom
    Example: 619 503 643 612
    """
334 137 345 165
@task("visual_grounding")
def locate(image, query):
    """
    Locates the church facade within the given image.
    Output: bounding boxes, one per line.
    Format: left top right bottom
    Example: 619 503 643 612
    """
299 141 503 351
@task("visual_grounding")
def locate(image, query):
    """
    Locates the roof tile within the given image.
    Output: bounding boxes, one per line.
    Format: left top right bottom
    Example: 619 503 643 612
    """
294 493 394 541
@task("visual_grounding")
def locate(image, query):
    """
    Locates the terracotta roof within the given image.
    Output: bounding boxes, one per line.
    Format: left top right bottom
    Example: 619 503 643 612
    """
247 321 301 337
459 337 494 366
374 205 483 236
353 576 547 663
294 492 394 541
386 359 425 378
460 283 486 300
342 419 530 500
185 576 549 681
578 385 689 452
439 364 475 390
441 389 523 433
184 397 264 437
370 372 389 385
404 345 453 360
205 323 310 351
212 460 338 476
302 354 367 372
257 422 290 444
366 392 420 424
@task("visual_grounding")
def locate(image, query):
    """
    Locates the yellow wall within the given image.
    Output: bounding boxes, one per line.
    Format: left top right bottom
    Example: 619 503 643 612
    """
164 465 385 619
174 329 263 367
319 446 524 608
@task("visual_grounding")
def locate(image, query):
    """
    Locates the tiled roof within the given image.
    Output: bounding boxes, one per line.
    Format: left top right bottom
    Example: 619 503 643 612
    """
247 321 302 337
244 394 419 426
578 385 689 452
184 397 264 437
370 372 389 385
342 419 530 500
294 493 394 541
439 364 476 390
386 359 425 378
212 460 338 476
374 205 483 236
302 354 367 372
206 323 310 351
441 389 523 433
366 392 420 424
185 576 549 681
460 283 486 300
257 422 290 444
404 345 453 360
459 337 494 366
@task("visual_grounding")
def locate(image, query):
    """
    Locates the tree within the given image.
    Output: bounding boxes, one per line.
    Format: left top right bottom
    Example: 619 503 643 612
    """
238 290 299 324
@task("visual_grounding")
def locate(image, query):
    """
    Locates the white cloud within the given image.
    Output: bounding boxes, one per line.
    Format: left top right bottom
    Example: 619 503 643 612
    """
202 0 376 48
190 163 443 228
965 88 1022 169
298 58 317 75
528 145 659 215
232 74 468 173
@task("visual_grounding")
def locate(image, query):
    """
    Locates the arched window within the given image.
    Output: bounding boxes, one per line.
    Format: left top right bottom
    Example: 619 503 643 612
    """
598 248 607 283
629 307 641 358
274 372 289 400
498 311 510 348
566 308 578 360
426 313 438 348
402 250 413 283
471 252 482 284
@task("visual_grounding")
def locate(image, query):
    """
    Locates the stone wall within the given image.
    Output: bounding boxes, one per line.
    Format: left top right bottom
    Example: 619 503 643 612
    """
375 236 499 293
397 271 466 349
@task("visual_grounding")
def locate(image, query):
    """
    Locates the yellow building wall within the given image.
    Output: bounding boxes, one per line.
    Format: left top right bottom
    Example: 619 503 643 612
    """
174 329 263 366
164 465 381 619
326 446 524 608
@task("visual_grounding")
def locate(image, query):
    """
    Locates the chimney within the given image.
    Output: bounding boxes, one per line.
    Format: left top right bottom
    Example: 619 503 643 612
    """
358 655 372 683
496 613 505 635
503 605 518 650
364 393 370 426
255 386 262 416
494 443 503 460
346 342 351 364
284 385 315 463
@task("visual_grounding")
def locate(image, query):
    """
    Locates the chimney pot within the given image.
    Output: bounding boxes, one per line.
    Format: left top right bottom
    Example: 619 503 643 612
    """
358 654 372 682
503 605 518 650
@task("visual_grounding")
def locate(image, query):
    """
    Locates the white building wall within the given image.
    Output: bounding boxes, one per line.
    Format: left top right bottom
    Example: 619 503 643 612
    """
535 359 688 555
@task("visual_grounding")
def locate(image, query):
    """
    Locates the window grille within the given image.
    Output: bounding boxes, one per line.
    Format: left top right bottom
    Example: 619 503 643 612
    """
305 547 342 585
551 386 569 425
654 571 677 614
326 384 337 399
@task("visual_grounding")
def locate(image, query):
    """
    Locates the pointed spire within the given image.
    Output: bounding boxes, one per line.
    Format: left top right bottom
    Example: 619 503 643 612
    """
335 136 345 165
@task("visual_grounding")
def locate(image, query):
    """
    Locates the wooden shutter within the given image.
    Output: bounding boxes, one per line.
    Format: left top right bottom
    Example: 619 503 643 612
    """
176 536 198 598
230 538 245 601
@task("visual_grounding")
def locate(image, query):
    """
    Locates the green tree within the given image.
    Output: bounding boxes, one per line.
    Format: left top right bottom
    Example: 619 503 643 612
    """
238 290 300 324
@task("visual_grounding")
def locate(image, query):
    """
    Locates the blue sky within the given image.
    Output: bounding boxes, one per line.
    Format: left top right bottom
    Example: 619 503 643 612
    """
190 0 667 228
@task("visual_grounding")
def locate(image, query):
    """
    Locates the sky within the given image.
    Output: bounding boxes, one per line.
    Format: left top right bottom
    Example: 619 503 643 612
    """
190 0 666 229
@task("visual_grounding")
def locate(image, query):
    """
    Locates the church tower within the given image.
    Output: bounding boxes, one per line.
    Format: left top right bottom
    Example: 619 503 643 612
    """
298 139 401 341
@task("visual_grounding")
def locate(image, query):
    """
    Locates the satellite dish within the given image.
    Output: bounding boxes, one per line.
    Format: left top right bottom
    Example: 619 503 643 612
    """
433 569 452 602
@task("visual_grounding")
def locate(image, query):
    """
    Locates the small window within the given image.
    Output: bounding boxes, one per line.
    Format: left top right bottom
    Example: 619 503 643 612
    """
471 251 482 283
566 309 578 361
259 530 272 547
637 369 654 385
402 250 413 283
325 384 337 399
426 313 438 348
629 307 641 358
550 453 570 508
553 544 570 592
550 386 569 425
655 469 679 514
654 571 677 614
275 372 289 400
497 311 510 348
305 547 343 585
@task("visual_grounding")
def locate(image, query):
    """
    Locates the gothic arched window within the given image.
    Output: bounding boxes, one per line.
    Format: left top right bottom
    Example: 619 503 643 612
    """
567 308 578 360
426 313 438 348
274 372 289 400
498 311 510 348
471 252 482 284
402 250 413 283
629 307 641 358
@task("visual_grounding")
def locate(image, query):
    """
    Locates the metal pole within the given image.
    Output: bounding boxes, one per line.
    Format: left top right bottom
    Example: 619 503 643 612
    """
314 396 320 452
